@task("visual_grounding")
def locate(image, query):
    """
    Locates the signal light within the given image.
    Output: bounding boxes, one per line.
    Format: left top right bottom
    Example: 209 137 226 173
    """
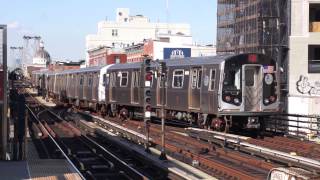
145 105 151 111
269 96 276 102
145 90 151 96
145 72 152 81
248 54 257 63
145 58 151 65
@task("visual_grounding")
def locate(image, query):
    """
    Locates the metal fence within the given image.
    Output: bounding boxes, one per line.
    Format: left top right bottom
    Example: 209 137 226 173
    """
264 113 320 140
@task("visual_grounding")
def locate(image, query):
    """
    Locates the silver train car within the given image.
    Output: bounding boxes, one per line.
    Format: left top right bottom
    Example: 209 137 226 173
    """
105 53 280 130
31 53 280 131
31 65 112 112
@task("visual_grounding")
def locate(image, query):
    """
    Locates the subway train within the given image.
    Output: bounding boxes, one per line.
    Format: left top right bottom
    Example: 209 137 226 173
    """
31 53 281 131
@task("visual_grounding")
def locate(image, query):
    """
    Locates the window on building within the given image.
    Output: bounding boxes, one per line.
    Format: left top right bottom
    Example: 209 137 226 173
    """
209 69 216 91
115 56 120 64
120 72 128 87
310 4 320 32
112 29 118 36
172 69 184 88
308 45 320 73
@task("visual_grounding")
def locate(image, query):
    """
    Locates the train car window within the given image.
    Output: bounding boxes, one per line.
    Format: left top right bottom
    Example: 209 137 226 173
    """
209 69 216 91
120 72 128 87
132 71 140 87
136 72 140 87
245 69 255 86
88 76 92 85
110 72 115 87
80 75 84 85
191 69 197 89
223 69 241 90
172 69 184 88
103 74 106 86
197 69 202 89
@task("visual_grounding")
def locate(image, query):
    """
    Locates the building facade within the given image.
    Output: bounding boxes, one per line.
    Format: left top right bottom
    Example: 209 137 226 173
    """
86 8 191 65
288 0 320 117
216 0 289 62
48 61 84 71
124 39 216 63
88 46 127 66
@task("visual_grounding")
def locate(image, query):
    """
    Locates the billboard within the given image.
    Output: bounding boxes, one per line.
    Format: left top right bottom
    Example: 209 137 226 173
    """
163 48 191 59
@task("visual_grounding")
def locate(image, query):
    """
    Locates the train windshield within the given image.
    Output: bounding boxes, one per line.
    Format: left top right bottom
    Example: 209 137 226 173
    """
223 69 241 91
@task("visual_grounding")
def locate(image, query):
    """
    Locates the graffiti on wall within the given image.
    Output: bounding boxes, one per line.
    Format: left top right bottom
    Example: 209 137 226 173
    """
296 75 320 96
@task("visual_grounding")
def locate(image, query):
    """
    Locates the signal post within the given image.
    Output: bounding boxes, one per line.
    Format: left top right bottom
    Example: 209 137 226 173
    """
142 56 152 153
158 61 167 160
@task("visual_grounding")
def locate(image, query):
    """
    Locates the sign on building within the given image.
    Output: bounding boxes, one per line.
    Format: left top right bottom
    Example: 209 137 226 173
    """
163 48 191 59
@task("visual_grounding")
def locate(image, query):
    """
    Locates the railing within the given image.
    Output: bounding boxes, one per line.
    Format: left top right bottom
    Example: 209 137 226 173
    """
264 113 320 140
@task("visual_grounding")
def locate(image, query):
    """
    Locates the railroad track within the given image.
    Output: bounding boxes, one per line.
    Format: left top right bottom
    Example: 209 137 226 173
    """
25 94 153 180
74 112 278 180
26 92 320 179
185 128 320 174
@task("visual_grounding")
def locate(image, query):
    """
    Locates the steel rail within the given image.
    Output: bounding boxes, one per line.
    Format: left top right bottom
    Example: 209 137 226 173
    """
187 128 320 170
26 104 85 180
82 135 148 180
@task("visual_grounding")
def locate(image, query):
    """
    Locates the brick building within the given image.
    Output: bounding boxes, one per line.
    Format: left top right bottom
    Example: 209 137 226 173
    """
88 46 127 66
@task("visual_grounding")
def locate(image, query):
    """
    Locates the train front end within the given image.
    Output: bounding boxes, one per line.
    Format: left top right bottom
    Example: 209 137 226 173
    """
218 54 280 129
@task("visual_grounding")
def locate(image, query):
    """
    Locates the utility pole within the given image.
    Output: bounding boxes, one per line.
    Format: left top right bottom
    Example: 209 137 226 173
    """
143 56 152 153
10 47 23 69
159 61 167 160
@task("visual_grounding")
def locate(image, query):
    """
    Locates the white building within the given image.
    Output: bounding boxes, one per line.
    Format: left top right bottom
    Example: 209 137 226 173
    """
86 8 191 65
124 39 216 63
288 0 320 136
32 42 51 67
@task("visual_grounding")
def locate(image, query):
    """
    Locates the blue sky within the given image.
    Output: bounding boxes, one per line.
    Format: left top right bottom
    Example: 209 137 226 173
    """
1 0 216 65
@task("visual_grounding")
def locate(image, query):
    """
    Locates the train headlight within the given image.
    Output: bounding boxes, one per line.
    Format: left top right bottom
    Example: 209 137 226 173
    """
269 96 276 102
264 73 273 85
264 98 270 104
234 98 240 104
225 96 231 102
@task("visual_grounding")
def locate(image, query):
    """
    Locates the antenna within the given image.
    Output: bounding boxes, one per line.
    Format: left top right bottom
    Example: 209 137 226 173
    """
166 0 170 34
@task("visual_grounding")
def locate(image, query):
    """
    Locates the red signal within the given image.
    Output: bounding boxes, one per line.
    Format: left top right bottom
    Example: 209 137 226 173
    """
145 72 152 81
248 54 257 63
145 105 152 111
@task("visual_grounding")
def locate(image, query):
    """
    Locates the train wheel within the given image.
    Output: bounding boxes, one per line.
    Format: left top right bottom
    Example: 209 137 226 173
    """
119 107 128 122
211 118 226 132
196 115 205 128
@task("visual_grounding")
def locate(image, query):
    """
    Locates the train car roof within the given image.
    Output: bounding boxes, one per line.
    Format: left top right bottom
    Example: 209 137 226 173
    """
108 55 233 70
55 65 111 75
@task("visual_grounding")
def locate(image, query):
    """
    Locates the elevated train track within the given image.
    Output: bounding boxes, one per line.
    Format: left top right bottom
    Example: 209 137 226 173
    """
25 93 162 180
22 81 320 180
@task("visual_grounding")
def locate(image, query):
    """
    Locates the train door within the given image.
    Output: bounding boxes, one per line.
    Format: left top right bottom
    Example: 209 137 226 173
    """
79 74 84 99
88 73 93 101
92 72 98 101
131 71 140 104
109 72 117 102
242 65 263 111
189 67 202 109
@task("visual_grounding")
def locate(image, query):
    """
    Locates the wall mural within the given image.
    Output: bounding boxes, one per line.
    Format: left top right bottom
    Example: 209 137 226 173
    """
296 75 320 96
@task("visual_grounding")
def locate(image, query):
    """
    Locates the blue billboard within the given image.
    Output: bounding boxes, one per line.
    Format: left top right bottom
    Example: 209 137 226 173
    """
163 48 191 59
